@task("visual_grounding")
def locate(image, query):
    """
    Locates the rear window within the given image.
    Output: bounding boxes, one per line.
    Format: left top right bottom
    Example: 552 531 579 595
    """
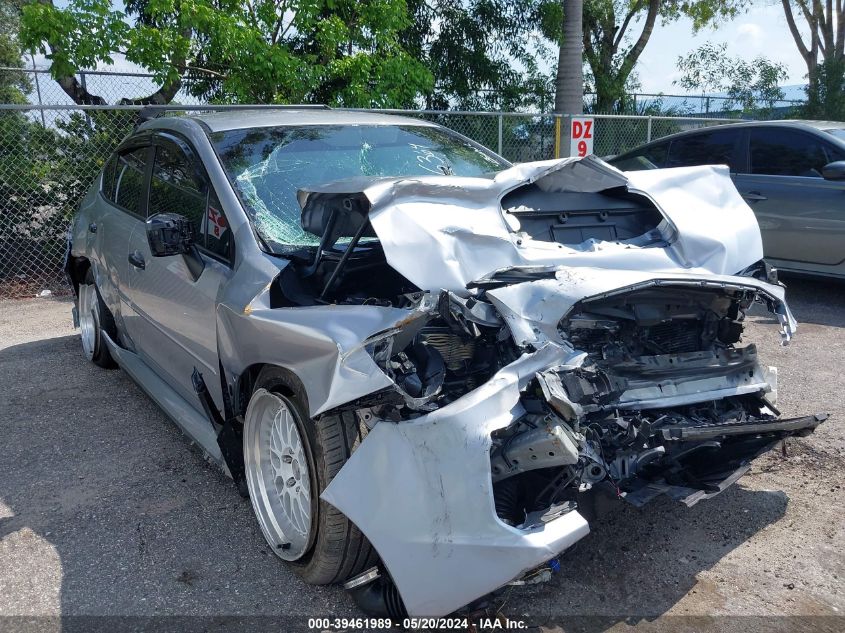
101 154 118 200
611 142 669 170
112 147 149 216
667 129 739 170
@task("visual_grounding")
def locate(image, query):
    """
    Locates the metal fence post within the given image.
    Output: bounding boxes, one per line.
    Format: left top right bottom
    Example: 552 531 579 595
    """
497 114 503 156
30 55 46 127
647 116 652 143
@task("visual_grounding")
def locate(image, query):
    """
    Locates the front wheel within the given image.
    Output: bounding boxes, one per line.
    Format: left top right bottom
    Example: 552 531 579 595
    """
243 367 377 585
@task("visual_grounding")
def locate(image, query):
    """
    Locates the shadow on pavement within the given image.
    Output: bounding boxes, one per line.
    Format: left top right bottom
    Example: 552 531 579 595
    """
779 275 845 328
495 487 787 629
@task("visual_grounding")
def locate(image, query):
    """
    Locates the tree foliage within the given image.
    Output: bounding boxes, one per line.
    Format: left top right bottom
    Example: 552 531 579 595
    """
780 0 845 119
20 0 434 106
19 0 564 110
676 41 789 116
0 0 31 104
805 57 845 119
400 0 554 110
542 0 751 113
0 109 138 290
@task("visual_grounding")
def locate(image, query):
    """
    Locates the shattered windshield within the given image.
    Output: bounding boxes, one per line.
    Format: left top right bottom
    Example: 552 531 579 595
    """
210 124 509 248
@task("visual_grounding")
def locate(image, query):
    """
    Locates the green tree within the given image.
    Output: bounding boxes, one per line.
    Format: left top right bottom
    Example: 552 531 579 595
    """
0 0 31 104
780 0 845 119
546 0 751 113
805 57 845 119
676 41 789 116
400 0 553 110
20 0 434 106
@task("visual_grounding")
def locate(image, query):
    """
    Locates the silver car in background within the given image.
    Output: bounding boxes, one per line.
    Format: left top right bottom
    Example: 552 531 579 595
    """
610 120 845 280
66 108 825 618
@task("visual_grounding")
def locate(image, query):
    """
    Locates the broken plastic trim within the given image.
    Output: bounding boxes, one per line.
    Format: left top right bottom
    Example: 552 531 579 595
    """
191 367 247 495
658 413 827 441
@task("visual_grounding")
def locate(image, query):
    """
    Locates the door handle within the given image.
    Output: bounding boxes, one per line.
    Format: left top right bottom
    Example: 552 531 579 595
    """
128 251 146 270
742 191 768 202
88 222 97 233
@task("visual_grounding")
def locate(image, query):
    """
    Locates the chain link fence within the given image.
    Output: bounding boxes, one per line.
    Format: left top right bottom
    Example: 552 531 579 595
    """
584 92 805 119
1 68 737 298
15 67 215 108
1 106 134 298
12 67 806 118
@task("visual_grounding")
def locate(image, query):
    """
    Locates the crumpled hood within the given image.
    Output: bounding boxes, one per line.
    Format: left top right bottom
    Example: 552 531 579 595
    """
298 156 764 295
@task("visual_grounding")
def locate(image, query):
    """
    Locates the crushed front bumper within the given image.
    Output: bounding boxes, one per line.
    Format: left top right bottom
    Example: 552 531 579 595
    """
321 344 591 617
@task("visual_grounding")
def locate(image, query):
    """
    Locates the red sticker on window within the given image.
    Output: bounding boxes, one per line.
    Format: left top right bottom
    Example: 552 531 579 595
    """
207 206 227 238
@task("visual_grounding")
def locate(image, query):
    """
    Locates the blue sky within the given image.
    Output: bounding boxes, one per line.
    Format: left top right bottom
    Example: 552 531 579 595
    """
636 2 809 93
40 1 810 96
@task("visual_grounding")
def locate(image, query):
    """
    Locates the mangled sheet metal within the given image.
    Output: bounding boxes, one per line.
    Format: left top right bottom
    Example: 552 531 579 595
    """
322 344 591 617
298 156 764 294
234 156 824 617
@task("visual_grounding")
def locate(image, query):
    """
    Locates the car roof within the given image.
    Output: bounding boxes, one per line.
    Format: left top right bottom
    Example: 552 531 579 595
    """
168 108 439 133
613 118 845 158
648 119 844 141
778 119 845 131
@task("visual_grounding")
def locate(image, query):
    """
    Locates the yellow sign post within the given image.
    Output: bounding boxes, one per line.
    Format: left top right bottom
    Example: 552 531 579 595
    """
554 116 561 159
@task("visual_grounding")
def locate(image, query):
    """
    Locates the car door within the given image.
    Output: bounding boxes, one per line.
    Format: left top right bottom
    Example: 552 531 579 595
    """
733 127 845 265
124 133 234 409
94 143 153 342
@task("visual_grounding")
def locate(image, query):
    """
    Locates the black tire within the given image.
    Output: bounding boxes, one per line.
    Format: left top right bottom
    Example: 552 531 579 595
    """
253 366 379 585
81 270 117 369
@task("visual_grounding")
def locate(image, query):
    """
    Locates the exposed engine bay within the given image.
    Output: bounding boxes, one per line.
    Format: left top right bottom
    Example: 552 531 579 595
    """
228 157 826 618
295 272 825 525
489 280 825 522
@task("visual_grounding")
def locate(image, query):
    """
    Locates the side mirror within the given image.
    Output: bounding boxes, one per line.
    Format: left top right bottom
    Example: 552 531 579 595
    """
145 212 205 281
146 213 195 257
822 160 845 181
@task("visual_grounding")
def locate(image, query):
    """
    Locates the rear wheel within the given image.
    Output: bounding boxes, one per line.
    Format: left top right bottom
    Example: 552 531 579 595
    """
77 271 116 368
243 367 377 585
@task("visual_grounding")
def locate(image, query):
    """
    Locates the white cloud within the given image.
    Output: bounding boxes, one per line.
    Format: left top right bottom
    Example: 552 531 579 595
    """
734 23 764 49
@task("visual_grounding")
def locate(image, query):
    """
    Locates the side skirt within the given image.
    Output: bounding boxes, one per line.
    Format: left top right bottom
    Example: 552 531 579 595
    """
102 332 227 471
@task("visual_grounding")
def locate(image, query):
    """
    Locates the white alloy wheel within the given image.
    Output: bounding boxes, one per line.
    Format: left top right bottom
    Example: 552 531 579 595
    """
244 388 314 560
78 283 100 361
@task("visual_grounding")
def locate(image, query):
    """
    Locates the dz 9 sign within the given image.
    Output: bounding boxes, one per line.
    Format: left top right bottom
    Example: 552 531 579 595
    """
570 117 594 157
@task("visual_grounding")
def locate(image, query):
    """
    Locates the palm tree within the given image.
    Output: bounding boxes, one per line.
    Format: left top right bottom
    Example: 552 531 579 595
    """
555 0 584 155
555 0 584 114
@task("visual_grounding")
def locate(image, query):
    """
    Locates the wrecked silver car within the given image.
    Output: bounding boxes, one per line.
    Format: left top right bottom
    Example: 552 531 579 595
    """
66 108 825 619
